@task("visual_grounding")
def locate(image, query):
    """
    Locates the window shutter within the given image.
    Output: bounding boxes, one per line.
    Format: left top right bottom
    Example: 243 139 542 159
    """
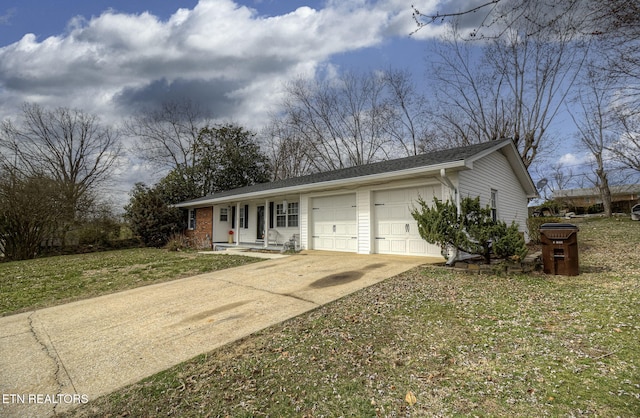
244 205 249 229
231 206 236 229
269 202 274 228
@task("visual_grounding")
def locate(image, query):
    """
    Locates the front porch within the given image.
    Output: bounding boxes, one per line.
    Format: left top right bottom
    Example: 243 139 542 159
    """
212 233 300 252
212 241 284 252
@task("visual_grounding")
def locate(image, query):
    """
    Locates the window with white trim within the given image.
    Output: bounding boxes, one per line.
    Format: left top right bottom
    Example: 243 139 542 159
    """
274 202 299 227
287 202 299 227
490 189 498 222
276 204 286 227
239 206 246 228
188 209 196 230
219 207 228 222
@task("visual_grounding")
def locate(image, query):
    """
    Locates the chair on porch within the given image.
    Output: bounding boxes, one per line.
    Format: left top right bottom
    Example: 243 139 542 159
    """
267 230 280 246
284 233 300 251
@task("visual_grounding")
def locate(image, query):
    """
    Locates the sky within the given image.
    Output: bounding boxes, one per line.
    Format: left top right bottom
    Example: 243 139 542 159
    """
0 0 463 204
0 0 609 207
0 0 447 128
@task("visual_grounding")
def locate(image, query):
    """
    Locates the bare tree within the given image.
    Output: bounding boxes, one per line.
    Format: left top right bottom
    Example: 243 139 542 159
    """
430 8 586 168
278 72 393 172
125 99 211 172
569 68 615 216
0 171 65 260
414 0 640 103
597 2 640 106
380 68 436 155
270 69 435 175
262 120 315 180
0 103 121 221
609 110 640 173
533 162 575 201
0 103 120 251
413 1 627 39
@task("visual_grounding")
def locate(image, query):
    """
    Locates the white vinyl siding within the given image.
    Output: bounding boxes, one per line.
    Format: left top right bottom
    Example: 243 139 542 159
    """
458 152 529 240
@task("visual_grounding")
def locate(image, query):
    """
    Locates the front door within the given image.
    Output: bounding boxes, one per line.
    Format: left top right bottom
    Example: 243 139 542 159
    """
256 205 265 240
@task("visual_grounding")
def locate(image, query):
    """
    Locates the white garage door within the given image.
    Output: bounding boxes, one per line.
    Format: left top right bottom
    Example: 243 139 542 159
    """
373 186 441 256
311 194 357 252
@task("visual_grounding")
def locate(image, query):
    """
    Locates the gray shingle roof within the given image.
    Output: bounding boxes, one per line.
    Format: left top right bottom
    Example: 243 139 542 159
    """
178 139 511 205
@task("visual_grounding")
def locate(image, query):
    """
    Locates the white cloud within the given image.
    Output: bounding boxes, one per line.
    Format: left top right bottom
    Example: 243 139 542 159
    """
557 153 580 166
0 0 444 128
0 0 447 203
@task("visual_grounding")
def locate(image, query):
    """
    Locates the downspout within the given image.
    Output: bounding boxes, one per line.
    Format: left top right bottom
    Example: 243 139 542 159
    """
439 168 460 265
439 168 459 211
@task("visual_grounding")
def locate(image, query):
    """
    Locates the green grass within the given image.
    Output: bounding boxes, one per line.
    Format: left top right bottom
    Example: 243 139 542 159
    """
54 217 640 416
0 248 263 316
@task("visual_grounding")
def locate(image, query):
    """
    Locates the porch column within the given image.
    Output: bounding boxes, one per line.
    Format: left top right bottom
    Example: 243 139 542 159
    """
235 202 240 246
264 199 269 248
211 206 215 250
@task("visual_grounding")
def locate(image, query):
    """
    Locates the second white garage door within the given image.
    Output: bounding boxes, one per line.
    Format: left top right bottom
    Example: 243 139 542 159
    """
373 186 442 256
311 194 357 252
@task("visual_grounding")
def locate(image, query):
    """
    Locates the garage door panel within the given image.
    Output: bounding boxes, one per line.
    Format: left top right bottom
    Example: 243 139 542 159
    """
374 186 441 256
311 194 357 252
334 238 357 251
388 223 402 235
391 241 407 253
390 206 408 219
408 239 427 253
318 224 333 234
376 239 390 252
335 224 357 235
313 237 336 250
335 208 355 220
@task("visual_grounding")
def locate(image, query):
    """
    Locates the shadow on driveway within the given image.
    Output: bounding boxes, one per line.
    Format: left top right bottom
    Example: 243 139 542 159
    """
0 251 442 417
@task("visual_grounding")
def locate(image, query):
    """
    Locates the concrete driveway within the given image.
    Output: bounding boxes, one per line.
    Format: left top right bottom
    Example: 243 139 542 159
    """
0 251 439 417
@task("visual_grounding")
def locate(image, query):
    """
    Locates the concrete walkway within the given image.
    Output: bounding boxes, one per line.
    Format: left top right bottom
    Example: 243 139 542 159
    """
0 251 440 417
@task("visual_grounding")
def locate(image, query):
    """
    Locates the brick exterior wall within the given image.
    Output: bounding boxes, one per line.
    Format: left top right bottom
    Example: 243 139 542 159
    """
184 207 213 249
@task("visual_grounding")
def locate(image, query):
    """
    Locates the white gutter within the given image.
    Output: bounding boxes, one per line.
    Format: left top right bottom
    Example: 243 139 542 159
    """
438 168 456 195
436 168 459 209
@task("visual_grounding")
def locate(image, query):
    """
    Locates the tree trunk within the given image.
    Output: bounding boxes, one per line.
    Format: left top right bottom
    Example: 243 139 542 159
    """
599 179 612 217
596 159 612 217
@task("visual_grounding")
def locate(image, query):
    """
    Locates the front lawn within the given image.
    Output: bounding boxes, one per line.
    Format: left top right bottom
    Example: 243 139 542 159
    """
58 217 640 416
0 248 263 316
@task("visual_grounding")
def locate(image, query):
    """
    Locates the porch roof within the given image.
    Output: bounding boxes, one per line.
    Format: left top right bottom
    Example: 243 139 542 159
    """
176 139 536 208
